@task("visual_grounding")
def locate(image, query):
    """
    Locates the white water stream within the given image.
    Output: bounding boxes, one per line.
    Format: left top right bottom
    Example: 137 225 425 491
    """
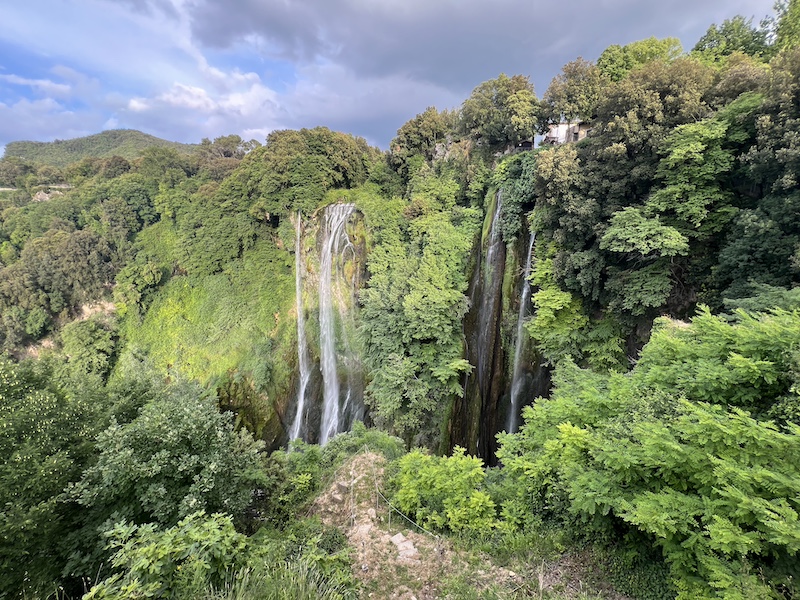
506 231 535 433
319 203 356 445
289 214 312 441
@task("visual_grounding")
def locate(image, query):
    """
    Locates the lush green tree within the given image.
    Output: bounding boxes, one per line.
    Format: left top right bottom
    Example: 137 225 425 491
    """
99 155 132 179
706 52 770 107
0 157 35 188
358 181 479 445
73 385 265 527
776 0 800 50
0 228 115 347
542 58 606 125
460 74 538 150
136 146 192 186
389 106 455 181
59 316 117 380
636 308 800 414
0 359 99 599
391 448 498 534
499 307 800 599
693 15 771 59
744 48 800 193
195 134 260 181
84 512 249 600
493 150 538 242
527 57 717 327
597 37 683 82
239 127 378 219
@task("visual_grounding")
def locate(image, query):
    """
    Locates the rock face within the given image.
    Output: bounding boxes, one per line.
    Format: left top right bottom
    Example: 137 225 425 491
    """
32 189 63 202
390 532 420 560
450 191 506 459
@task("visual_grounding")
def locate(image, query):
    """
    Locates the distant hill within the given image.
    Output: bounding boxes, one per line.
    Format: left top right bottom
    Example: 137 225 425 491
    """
2 129 197 167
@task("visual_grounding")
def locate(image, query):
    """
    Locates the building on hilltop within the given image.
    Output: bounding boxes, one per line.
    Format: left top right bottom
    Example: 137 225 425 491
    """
543 122 591 145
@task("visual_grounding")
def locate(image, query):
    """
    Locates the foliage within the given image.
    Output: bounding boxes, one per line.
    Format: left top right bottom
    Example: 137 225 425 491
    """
0 358 99 598
499 307 800 599
635 307 800 415
84 512 249 600
776 0 800 50
200 560 354 600
239 127 379 218
0 156 36 188
59 315 118 380
85 514 355 600
493 150 538 242
0 227 116 347
249 517 355 591
526 55 740 326
391 447 499 535
597 37 684 82
693 15 771 60
320 421 406 466
358 180 479 444
723 282 800 313
121 237 295 397
195 135 260 181
524 253 625 370
389 106 456 181
542 58 606 124
72 384 265 527
460 74 538 150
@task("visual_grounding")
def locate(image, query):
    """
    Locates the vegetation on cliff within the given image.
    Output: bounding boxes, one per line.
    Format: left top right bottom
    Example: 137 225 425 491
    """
1 3 800 599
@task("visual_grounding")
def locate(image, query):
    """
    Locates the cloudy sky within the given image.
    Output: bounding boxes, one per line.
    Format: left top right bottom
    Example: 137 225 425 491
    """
0 0 776 151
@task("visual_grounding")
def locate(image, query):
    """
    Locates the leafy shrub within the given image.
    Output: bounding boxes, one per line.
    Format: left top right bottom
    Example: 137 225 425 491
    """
321 421 406 466
498 310 800 598
251 424 405 529
391 447 499 535
72 383 265 527
0 359 99 598
59 315 118 380
85 512 248 600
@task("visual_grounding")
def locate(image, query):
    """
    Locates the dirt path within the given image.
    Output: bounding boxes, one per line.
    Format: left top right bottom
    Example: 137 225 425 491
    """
311 451 631 599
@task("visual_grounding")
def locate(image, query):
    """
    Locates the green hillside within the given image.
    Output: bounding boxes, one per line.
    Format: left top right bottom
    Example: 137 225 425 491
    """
2 129 196 167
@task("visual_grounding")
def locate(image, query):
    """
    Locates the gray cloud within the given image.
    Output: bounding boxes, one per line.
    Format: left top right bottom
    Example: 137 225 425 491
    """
187 0 776 98
0 0 779 150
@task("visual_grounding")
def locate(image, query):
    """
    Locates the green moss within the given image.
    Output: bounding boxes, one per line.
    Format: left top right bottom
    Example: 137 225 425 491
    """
119 236 296 422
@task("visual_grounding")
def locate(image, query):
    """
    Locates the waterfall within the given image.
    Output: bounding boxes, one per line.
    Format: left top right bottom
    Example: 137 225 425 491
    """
507 231 535 433
476 192 504 401
289 213 311 441
318 203 356 445
454 190 507 458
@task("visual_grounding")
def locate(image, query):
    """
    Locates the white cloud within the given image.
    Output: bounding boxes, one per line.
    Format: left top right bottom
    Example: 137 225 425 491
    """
115 68 284 143
158 84 217 111
0 74 71 97
0 97 104 146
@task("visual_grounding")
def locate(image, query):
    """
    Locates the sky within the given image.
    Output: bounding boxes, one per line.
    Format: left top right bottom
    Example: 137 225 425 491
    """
0 0 777 152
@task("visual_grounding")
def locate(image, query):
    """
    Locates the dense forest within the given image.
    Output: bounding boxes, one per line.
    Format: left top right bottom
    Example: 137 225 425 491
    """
2 4 800 599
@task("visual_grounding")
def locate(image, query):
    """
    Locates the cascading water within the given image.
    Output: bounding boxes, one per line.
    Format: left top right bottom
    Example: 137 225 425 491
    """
452 191 507 458
506 231 535 433
318 203 357 445
289 213 312 441
476 192 505 402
